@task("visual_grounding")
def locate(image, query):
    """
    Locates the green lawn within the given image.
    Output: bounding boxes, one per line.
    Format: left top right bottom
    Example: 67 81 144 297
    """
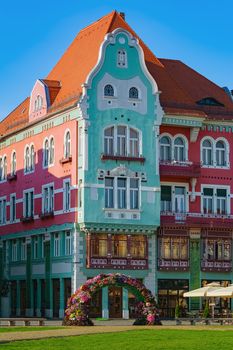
1 329 233 350
0 326 64 333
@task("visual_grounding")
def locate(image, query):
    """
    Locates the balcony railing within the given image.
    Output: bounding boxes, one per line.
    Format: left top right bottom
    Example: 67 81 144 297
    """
87 256 148 270
201 259 232 272
39 211 54 219
161 211 233 227
20 215 34 223
158 258 189 271
101 153 145 163
7 174 17 182
160 160 201 178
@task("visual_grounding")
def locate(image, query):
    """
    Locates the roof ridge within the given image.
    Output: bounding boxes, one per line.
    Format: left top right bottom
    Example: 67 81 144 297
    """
79 10 116 34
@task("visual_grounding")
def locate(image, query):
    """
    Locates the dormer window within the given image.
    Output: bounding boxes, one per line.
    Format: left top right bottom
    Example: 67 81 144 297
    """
104 84 114 97
196 97 224 107
117 49 127 68
129 87 139 99
34 95 43 111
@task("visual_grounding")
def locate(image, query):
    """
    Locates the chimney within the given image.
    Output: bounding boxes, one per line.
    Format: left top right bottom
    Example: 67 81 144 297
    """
119 12 125 20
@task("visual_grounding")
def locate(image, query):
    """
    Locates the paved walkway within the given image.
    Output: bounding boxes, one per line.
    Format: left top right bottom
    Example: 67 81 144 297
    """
1 321 233 343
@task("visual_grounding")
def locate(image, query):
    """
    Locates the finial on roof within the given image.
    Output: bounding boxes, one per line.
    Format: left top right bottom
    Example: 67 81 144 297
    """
119 12 125 20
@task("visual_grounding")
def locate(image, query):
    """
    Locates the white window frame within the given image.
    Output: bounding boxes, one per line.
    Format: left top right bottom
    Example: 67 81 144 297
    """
10 193 16 223
11 150 17 176
105 177 141 211
159 133 188 163
49 137 55 166
65 231 71 256
201 184 230 215
23 188 34 218
63 178 71 212
201 136 229 169
0 155 7 182
103 125 142 157
33 236 38 259
54 233 60 257
64 129 71 159
117 49 128 68
160 182 189 213
21 238 27 261
0 196 7 225
42 183 54 214
12 240 17 262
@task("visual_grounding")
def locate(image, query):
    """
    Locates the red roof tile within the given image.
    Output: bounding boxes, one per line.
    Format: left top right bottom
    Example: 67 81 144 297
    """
1 11 233 138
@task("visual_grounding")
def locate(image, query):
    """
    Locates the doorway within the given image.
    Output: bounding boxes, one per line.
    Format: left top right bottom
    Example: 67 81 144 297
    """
108 286 122 318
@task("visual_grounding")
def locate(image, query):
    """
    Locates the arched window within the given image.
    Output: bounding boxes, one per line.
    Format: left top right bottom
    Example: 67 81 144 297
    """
11 151 16 176
160 136 171 161
2 156 7 180
49 138 55 164
25 146 30 172
104 84 114 97
216 140 226 166
44 139 49 167
64 131 71 158
104 127 114 155
129 87 139 99
30 145 35 171
174 137 185 162
34 95 43 111
129 128 139 157
202 139 213 165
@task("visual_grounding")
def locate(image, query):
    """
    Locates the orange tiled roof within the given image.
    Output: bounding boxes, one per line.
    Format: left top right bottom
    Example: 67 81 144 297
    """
1 10 233 138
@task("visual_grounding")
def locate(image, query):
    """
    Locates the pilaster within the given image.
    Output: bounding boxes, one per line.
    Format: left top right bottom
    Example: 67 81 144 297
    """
102 286 109 319
189 229 201 310
26 237 33 316
122 288 129 319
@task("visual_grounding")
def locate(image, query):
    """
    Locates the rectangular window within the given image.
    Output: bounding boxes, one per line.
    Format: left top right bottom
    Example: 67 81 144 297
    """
65 232 71 255
43 185 54 213
203 239 231 261
161 186 172 212
33 236 38 259
0 198 6 224
112 235 127 257
203 188 214 214
129 129 139 157
174 186 186 213
64 180 70 211
10 194 16 222
117 126 126 156
117 178 126 209
130 235 146 258
104 127 114 155
130 179 139 209
54 233 60 257
216 189 227 214
105 177 114 208
12 240 17 262
41 235 45 258
24 190 34 218
91 234 108 257
159 237 189 260
21 238 26 261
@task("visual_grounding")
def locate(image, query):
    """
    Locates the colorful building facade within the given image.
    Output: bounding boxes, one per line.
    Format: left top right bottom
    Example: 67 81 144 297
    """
0 11 233 319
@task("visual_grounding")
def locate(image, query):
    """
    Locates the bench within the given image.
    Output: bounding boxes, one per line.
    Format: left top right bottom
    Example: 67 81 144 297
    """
0 318 47 326
176 317 233 326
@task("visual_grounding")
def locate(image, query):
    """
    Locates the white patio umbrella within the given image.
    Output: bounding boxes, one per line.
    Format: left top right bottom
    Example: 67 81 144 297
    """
207 284 233 298
183 282 223 318
183 282 222 297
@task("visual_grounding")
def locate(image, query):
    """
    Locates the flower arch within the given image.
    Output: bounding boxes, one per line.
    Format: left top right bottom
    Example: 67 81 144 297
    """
63 273 160 326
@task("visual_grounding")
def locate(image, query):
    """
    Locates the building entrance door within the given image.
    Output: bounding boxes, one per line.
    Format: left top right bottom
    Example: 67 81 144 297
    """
108 286 122 318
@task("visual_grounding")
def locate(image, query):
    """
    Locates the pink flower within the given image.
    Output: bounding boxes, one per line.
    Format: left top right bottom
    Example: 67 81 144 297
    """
147 314 155 324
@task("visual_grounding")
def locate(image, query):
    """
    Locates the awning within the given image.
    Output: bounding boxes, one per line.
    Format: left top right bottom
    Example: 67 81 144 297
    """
183 282 222 297
207 284 233 298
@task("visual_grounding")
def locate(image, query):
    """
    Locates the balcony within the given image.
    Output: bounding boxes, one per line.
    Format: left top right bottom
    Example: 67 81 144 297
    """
39 211 54 220
161 211 233 227
158 258 189 271
7 174 17 182
101 153 145 163
160 160 201 179
20 215 34 223
201 259 232 272
87 256 148 270
60 156 72 164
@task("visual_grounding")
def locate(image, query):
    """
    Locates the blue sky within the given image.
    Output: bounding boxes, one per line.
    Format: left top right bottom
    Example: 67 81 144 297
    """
0 0 232 120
